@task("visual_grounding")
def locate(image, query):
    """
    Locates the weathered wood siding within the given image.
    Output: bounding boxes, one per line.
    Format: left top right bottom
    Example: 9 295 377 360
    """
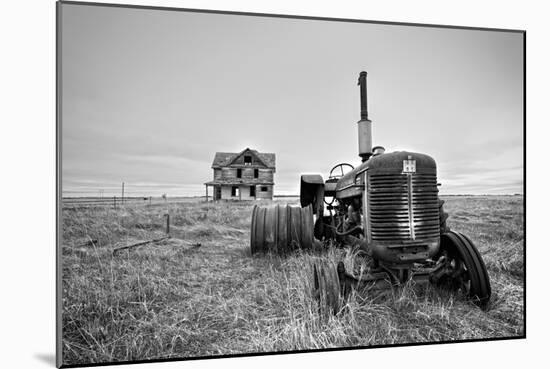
240 168 256 181
238 185 256 200
219 184 273 200
217 167 274 181
258 169 273 182
221 167 234 179
256 185 273 199
221 185 233 200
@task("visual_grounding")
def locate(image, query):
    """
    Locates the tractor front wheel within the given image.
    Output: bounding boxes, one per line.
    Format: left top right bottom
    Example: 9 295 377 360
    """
312 259 342 316
433 231 491 309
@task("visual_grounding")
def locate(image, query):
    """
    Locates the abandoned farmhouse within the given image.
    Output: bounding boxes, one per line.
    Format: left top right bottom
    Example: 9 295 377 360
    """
204 148 276 201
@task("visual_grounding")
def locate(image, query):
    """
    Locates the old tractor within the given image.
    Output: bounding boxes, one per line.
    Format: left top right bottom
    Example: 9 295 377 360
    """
250 71 491 311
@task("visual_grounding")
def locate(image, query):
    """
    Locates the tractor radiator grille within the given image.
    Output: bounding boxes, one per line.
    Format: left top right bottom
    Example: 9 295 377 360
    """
368 173 440 242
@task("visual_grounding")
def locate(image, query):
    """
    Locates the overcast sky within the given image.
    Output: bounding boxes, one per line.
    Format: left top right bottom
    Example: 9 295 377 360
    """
61 3 523 197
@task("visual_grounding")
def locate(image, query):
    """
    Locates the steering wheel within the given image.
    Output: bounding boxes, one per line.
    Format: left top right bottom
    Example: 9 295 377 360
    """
324 163 354 206
328 163 354 180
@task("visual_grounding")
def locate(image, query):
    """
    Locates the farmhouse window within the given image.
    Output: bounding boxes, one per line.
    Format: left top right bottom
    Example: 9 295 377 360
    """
244 155 252 165
250 186 256 197
237 169 242 178
261 186 268 192
231 186 239 197
254 169 259 178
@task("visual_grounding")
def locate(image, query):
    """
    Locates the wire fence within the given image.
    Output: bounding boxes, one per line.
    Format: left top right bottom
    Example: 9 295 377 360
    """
62 194 300 209
61 196 210 209
62 196 153 208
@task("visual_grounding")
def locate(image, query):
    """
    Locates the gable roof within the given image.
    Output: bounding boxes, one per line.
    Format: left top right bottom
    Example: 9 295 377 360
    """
211 148 276 169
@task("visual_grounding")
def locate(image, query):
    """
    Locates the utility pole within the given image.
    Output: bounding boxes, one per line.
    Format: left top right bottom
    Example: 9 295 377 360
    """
121 182 125 204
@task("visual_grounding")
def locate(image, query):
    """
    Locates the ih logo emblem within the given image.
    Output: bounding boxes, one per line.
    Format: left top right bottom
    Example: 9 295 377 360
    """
403 155 416 173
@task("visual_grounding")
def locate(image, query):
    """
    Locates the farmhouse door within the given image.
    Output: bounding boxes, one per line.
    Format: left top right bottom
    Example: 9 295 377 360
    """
250 185 256 198
214 186 221 200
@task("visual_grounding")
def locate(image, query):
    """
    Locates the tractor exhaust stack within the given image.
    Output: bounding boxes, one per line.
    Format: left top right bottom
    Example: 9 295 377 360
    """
357 71 372 162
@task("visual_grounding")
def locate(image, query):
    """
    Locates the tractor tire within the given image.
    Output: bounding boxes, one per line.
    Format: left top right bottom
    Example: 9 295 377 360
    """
312 259 342 316
250 204 314 255
439 198 450 234
435 231 491 310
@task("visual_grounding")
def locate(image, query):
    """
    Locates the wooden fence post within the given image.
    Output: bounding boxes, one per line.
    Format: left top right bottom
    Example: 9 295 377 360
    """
165 214 170 235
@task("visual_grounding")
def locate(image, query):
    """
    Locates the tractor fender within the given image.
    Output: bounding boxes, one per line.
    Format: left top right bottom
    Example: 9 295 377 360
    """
300 174 325 214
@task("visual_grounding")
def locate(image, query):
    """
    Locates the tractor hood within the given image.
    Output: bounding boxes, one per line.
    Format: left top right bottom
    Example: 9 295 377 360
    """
335 151 437 199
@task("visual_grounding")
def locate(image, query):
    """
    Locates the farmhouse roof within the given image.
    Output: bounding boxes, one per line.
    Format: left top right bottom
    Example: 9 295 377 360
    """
211 148 276 169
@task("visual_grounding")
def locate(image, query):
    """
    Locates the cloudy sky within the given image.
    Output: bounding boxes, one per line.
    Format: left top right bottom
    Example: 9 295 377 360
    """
60 3 523 197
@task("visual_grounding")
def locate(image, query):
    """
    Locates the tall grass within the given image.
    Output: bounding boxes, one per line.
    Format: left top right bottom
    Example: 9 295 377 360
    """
61 196 524 365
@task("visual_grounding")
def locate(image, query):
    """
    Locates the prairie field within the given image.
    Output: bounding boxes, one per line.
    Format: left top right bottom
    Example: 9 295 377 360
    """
61 195 524 366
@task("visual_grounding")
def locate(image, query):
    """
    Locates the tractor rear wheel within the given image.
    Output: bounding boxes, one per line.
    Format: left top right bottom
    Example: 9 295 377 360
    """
250 204 314 254
434 231 491 309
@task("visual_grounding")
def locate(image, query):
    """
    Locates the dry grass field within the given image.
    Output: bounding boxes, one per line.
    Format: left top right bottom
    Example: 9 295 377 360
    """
61 195 524 366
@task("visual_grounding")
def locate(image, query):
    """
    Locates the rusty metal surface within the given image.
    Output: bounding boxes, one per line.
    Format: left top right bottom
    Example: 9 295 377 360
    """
334 160 368 199
368 172 439 242
300 175 325 213
358 71 368 120
250 204 314 254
